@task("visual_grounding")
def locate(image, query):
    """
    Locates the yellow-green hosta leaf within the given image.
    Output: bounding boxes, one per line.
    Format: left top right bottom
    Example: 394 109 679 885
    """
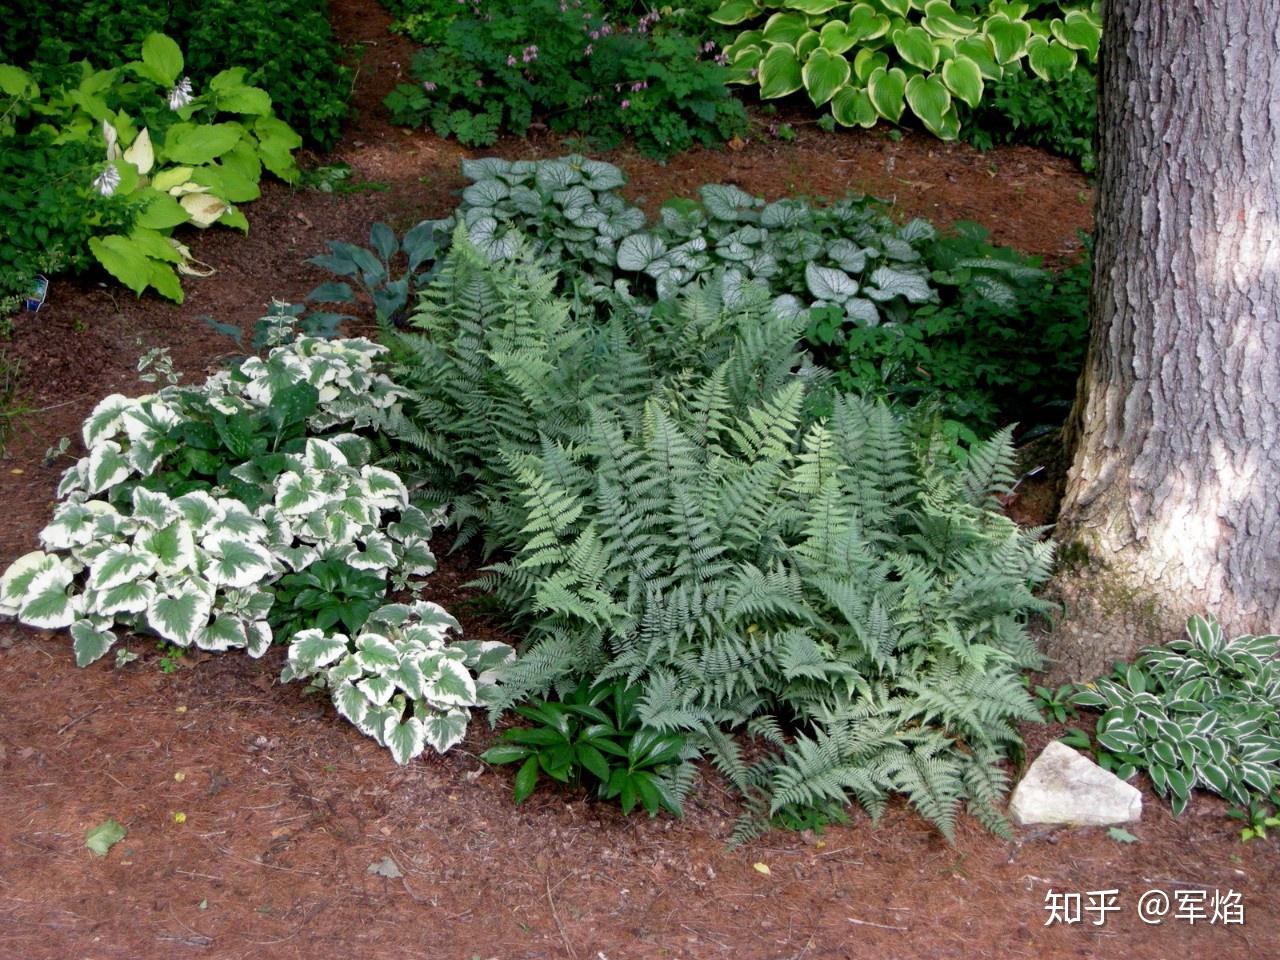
905 73 953 137
252 116 302 183
853 47 890 82
85 819 127 857
190 163 260 204
989 0 1028 18
803 48 851 106
758 44 805 99
134 189 189 230
892 26 940 71
867 66 908 123
1026 35 1078 81
180 192 228 227
920 0 978 39
787 0 842 13
847 3 892 43
141 32 183 88
954 36 1004 80
819 21 858 55
796 30 821 61
209 68 272 115
710 0 761 24
151 166 194 191
941 54 984 108
762 11 810 45
123 127 154 176
879 0 909 16
0 64 37 98
164 122 242 165
984 13 1033 63
126 228 184 263
1051 10 1101 60
147 260 184 302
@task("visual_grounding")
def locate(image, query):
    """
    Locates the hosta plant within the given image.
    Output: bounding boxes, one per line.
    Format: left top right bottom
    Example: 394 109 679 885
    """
283 601 514 762
713 0 1101 138
1072 615 1280 816
0 329 432 667
1 32 301 301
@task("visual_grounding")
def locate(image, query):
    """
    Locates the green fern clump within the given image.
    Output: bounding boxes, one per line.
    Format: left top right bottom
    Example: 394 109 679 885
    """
385 236 1054 837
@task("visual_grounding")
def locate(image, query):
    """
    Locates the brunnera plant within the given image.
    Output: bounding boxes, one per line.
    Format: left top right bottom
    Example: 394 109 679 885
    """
713 0 1100 138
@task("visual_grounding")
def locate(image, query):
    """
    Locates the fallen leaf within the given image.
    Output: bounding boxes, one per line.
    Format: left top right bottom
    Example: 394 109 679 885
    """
367 856 402 879
173 771 186 782
752 862 771 876
85 818 127 856
1107 827 1138 843
172 811 187 824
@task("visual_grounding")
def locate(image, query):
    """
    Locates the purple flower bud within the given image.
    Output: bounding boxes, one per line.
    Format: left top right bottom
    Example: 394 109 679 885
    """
621 99 630 109
507 54 517 66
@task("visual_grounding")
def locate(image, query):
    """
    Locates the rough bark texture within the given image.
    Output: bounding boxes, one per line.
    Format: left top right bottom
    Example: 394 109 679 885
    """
1049 0 1280 680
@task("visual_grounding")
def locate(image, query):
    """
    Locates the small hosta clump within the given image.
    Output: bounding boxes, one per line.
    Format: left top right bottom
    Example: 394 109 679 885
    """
0 329 487 759
283 601 513 762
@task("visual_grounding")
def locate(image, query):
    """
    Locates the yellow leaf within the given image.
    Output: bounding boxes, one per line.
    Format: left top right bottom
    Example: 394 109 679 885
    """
168 181 210 197
753 862 771 875
123 128 154 176
152 166 194 191
172 811 187 824
180 193 228 227
173 771 186 782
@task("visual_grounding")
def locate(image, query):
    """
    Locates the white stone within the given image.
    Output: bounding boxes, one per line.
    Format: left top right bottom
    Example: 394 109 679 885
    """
1009 740 1142 826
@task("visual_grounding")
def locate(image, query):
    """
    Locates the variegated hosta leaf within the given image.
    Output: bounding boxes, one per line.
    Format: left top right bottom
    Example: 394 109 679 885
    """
334 679 370 725
354 632 400 671
424 655 479 709
95 579 156 616
136 520 197 576
131 487 176 528
358 674 397 706
348 533 397 571
275 470 328 516
173 491 225 534
382 714 427 765
422 708 470 754
83 394 136 447
203 537 275 589
1 552 76 624
288 629 350 672
88 545 157 592
302 437 348 472
360 466 408 510
41 501 116 551
245 620 272 657
70 618 117 666
198 615 246 652
86 441 133 494
146 580 214 646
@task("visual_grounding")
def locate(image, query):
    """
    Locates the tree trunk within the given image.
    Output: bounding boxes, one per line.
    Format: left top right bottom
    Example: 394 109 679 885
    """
1049 0 1280 680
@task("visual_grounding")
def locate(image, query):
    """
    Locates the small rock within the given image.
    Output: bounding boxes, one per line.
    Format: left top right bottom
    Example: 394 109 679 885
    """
1009 740 1142 827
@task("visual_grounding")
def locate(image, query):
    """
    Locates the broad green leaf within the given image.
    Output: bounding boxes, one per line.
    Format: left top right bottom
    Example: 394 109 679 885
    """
805 263 859 301
954 36 1004 80
848 3 892 43
905 73 954 137
758 44 804 99
921 1 979 39
164 123 242 164
210 69 272 115
135 189 190 230
819 21 858 55
0 64 36 98
514 755 540 802
852 47 890 83
879 0 909 16
89 236 152 296
941 55 984 108
1026 36 1078 82
830 85 878 127
796 30 821 62
253 116 302 182
788 0 841 12
142 32 183 87
1051 10 1101 60
867 66 908 123
892 26 940 71
984 14 1033 64
761 12 810 45
85 818 127 857
802 48 851 107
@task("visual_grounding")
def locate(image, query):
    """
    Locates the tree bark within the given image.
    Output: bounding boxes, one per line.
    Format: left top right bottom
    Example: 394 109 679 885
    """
1050 0 1280 679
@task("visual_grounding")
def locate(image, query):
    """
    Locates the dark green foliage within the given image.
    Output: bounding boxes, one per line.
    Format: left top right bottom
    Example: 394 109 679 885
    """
0 0 350 147
269 558 388 643
1072 615 1280 818
383 0 746 157
961 66 1097 172
0 137 137 308
481 677 689 816
385 239 1056 836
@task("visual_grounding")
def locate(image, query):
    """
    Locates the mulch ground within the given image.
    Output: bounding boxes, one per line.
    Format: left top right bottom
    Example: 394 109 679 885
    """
1 3 1275 958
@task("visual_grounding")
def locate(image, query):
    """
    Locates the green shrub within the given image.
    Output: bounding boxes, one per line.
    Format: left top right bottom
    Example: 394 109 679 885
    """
383 0 747 156
1072 615 1280 817
0 0 350 147
713 0 1100 139
385 237 1055 837
1 34 302 301
961 64 1096 170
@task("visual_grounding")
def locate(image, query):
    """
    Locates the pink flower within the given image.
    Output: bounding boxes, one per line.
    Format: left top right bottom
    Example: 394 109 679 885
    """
621 99 630 108
507 55 517 66
584 44 593 56
422 80 437 92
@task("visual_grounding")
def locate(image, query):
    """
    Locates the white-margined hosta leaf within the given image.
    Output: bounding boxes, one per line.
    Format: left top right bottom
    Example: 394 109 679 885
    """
82 394 135 446
395 539 437 577
86 441 132 494
354 632 399 671
71 618 117 666
334 679 370 725
275 542 319 572
422 708 470 753
382 714 427 765
360 466 408 510
358 674 396 706
41 501 115 551
327 653 363 684
204 538 274 589
15 559 80 629
0 552 65 613
146 580 214 646
245 620 272 657
199 615 246 652
173 491 224 533
348 533 397 571
275 470 327 515
289 629 350 671
131 486 176 528
95 579 156 616
387 659 427 700
301 437 348 472
88 545 157 593
425 655 479 708
136 521 197 576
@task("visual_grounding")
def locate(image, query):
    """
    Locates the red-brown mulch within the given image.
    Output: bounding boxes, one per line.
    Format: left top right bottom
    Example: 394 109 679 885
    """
2 3 1276 958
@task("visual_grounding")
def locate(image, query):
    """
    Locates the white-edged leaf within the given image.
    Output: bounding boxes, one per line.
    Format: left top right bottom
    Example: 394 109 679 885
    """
348 533 397 571
198 616 245 652
333 679 370 725
130 486 175 528
88 546 156 592
204 538 274 589
146 581 213 646
71 619 117 666
355 632 399 672
172 491 224 533
382 715 427 764
136 521 196 575
86 442 132 494
83 394 135 446
360 466 408 510
288 630 350 673
424 656 478 708
96 580 156 616
358 675 396 706
245 620 273 657
422 708 470 753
